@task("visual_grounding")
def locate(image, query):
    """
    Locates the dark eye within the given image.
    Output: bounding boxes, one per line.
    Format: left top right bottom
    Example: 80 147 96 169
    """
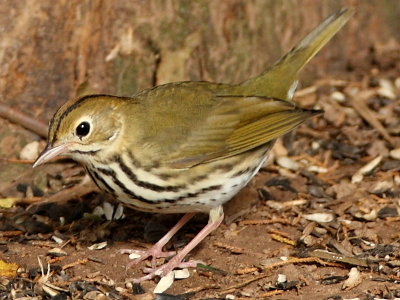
76 121 90 137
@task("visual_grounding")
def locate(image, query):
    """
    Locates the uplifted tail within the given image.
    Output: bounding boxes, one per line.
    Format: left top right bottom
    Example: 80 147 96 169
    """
232 7 354 100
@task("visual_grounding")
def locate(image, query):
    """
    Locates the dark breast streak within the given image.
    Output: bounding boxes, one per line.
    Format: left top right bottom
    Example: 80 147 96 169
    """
85 154 222 210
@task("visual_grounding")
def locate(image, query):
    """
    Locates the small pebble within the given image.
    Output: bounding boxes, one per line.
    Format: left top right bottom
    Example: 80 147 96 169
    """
331 91 346 102
311 141 320 151
20 141 40 160
174 268 190 279
277 273 287 283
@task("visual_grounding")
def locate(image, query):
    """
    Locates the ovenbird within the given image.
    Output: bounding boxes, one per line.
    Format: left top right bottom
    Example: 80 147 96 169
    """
34 8 353 281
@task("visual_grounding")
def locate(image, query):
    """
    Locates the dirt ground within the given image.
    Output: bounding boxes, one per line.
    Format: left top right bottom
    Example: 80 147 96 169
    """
1 16 400 300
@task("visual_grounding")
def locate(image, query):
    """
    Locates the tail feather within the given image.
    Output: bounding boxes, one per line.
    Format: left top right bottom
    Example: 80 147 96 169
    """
230 7 354 100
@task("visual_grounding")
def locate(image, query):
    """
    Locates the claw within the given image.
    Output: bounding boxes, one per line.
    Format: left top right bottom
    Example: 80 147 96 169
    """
133 259 203 282
121 213 195 269
122 209 224 283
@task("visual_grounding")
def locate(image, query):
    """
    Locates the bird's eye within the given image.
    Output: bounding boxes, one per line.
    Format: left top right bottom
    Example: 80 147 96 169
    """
76 121 90 138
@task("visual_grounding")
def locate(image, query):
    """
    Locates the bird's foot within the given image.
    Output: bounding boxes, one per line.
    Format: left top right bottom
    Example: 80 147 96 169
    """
132 256 202 282
120 246 176 268
121 213 196 269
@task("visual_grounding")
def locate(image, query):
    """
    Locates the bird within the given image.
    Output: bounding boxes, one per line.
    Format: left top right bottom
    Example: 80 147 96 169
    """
33 8 353 282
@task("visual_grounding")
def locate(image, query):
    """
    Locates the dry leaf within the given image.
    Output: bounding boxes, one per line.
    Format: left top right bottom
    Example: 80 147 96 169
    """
0 260 18 278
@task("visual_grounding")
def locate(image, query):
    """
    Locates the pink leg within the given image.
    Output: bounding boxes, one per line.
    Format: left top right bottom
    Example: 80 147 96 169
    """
134 209 224 282
120 213 195 267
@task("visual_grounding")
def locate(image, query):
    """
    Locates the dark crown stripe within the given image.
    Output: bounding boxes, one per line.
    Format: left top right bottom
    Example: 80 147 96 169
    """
51 94 134 145
114 155 186 193
51 94 108 144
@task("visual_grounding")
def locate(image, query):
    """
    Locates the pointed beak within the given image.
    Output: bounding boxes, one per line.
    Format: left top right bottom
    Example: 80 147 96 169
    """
33 143 73 168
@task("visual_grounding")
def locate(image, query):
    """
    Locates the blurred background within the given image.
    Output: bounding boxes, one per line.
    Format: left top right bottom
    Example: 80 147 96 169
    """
1 0 399 119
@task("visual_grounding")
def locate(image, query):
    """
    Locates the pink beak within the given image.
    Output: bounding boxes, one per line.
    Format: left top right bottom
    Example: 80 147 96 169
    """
33 143 73 168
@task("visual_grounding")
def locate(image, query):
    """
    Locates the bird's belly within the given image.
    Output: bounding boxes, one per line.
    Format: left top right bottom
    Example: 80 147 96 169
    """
85 146 270 214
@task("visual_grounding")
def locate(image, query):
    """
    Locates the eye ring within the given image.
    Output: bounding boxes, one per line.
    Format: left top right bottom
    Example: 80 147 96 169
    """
76 121 91 138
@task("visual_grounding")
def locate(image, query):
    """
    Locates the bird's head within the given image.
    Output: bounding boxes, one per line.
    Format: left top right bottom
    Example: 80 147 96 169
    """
34 95 130 167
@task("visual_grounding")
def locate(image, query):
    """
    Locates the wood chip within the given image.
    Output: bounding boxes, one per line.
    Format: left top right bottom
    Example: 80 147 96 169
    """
276 156 300 171
352 155 382 183
309 249 370 267
342 267 362 290
153 271 174 294
88 241 107 250
303 213 334 223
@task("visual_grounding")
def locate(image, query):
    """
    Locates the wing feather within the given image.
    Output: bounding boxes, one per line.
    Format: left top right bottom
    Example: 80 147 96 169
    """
166 95 320 168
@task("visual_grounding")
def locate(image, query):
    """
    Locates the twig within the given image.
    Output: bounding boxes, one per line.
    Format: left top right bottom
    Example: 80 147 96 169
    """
257 290 284 297
62 258 89 270
349 90 396 146
239 218 292 226
267 228 291 238
263 256 344 271
26 182 97 210
236 267 259 275
0 230 23 237
184 284 220 294
270 234 296 246
47 257 66 264
0 158 36 164
0 102 48 138
14 197 44 205
214 242 249 254
309 249 372 267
